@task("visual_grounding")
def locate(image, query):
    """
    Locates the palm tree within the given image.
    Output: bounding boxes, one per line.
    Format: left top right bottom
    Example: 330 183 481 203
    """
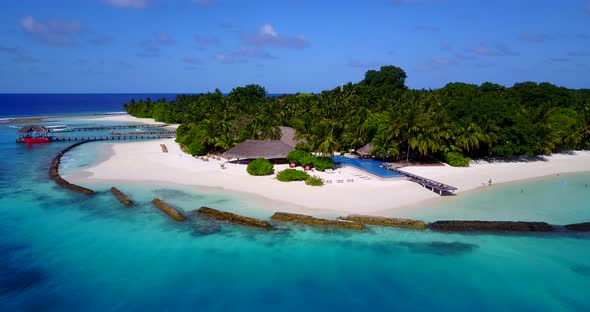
292 114 315 143
409 130 442 157
370 131 400 158
260 125 282 140
214 132 235 151
316 132 340 156
454 122 488 153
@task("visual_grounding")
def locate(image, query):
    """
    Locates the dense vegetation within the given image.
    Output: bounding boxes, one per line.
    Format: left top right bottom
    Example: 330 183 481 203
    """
287 150 335 171
305 176 324 186
276 169 310 182
124 65 590 162
246 158 274 176
443 151 471 167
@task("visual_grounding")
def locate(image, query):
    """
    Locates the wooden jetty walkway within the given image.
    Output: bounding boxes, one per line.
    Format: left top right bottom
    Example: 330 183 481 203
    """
49 132 175 142
382 164 458 196
70 124 168 131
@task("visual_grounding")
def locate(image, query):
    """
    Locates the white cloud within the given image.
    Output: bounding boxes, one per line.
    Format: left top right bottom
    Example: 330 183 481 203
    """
181 57 202 65
193 0 215 6
104 0 147 8
215 47 277 64
0 45 39 63
347 59 385 69
431 56 451 65
465 45 497 56
215 53 235 64
20 16 84 47
155 32 175 45
194 35 219 50
243 24 309 49
259 24 278 38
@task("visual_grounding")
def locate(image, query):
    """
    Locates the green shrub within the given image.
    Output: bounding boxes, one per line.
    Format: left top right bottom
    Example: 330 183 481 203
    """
187 142 207 156
305 176 324 186
299 155 315 167
313 157 334 172
287 150 309 165
295 142 310 152
247 158 274 176
444 151 471 167
276 169 310 182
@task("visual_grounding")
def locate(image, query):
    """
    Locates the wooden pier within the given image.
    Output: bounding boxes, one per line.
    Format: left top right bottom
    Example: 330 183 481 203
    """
383 165 458 196
48 132 175 142
70 124 168 131
16 124 175 143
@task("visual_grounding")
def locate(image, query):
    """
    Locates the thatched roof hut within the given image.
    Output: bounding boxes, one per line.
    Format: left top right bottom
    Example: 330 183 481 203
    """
17 125 49 135
279 126 306 148
357 143 373 157
221 140 295 160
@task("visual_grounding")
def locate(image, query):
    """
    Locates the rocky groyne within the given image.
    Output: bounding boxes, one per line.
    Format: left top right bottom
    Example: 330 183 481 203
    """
110 187 133 207
196 207 271 229
152 198 186 221
50 141 95 195
271 212 365 230
429 220 553 232
342 215 426 229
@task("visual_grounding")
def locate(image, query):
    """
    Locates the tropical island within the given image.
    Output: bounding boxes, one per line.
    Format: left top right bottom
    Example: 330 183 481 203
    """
71 65 590 216
123 65 590 163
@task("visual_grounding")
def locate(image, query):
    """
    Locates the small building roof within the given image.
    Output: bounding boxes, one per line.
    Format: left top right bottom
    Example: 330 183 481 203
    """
221 140 295 160
17 125 49 134
357 143 373 156
279 126 306 148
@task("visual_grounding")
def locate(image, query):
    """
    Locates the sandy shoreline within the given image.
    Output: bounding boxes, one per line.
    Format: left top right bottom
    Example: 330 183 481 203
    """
68 127 590 217
78 114 180 129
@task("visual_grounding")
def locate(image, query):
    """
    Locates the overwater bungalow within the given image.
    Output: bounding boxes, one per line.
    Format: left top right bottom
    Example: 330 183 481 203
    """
16 125 51 143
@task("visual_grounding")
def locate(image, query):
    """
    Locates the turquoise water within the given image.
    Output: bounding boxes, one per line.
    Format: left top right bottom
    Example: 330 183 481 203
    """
333 156 403 178
1 118 590 311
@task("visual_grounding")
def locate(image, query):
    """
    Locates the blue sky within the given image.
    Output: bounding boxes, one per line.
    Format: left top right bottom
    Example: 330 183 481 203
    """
0 0 589 93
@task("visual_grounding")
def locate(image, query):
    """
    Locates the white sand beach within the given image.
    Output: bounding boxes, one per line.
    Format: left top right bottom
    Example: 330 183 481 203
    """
79 114 180 129
69 136 590 217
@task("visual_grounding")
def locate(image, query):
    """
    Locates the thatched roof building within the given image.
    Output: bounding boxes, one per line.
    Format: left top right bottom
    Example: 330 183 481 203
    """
279 126 306 148
357 143 373 158
221 140 295 160
17 125 48 135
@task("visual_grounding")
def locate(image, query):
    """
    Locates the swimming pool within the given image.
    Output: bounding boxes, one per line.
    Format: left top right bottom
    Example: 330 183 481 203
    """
332 156 404 178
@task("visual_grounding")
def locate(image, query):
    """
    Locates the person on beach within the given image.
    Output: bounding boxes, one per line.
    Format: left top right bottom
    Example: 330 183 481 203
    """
488 179 492 186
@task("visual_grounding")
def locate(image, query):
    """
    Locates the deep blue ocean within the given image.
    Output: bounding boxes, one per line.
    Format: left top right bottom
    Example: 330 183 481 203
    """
0 93 286 118
0 94 177 117
0 95 589 311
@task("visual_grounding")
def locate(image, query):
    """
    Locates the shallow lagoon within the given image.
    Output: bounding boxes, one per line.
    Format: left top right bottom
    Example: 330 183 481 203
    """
1 119 589 311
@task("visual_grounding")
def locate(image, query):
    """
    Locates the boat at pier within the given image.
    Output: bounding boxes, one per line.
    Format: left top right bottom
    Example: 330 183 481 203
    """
46 125 73 132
